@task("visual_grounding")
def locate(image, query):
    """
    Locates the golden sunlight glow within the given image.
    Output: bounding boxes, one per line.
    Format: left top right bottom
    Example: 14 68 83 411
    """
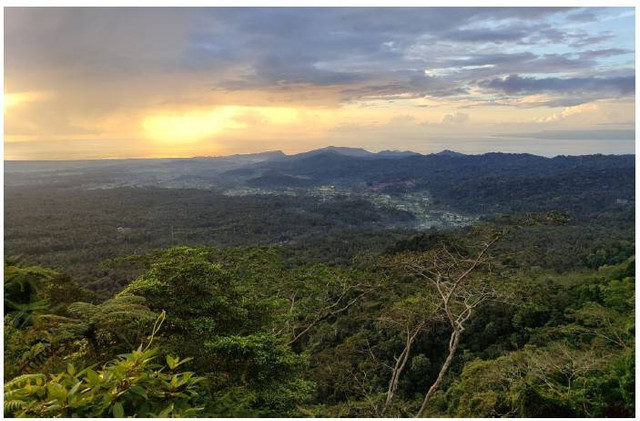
257 107 299 124
4 92 52 112
141 106 301 143
142 107 243 143
4 93 23 110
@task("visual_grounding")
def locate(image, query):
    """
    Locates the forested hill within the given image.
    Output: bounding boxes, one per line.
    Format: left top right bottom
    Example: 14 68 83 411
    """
6 151 635 208
247 150 635 187
244 151 635 217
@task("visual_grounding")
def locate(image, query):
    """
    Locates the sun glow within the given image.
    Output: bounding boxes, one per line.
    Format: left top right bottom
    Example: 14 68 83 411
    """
4 93 23 110
4 91 52 112
141 106 300 143
142 107 243 143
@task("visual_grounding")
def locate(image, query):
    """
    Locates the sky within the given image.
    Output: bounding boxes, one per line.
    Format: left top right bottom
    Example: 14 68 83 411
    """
4 7 636 160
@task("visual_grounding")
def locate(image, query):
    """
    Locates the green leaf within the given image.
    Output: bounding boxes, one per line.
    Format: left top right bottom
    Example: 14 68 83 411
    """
112 402 124 418
68 380 83 397
85 369 100 385
165 355 176 369
159 403 174 418
129 385 148 400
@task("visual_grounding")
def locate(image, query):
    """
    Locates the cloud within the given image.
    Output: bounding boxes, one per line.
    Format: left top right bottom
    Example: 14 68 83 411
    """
3 7 636 158
480 74 634 96
578 48 633 59
4 90 53 111
570 32 616 48
537 103 599 122
7 7 635 108
441 112 469 125
566 10 599 22
440 27 528 43
5 8 191 80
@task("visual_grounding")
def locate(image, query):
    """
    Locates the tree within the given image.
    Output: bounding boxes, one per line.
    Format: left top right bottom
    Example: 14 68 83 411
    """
118 247 314 416
67 295 159 355
446 263 636 418
377 295 439 415
278 264 381 347
394 227 504 417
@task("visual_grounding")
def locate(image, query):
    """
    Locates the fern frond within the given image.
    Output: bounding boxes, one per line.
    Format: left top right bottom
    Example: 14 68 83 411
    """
4 373 46 389
4 399 27 412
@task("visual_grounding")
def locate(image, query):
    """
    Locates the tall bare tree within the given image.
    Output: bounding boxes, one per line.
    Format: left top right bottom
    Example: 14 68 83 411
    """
377 295 440 415
395 228 504 417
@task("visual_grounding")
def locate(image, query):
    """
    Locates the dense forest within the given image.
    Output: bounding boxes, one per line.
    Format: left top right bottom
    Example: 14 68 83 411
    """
4 150 635 417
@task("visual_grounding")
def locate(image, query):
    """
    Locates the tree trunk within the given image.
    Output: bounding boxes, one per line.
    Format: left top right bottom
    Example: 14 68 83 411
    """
382 332 415 415
415 329 461 418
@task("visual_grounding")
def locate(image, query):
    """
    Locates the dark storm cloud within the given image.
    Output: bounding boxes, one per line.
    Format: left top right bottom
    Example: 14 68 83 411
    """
5 8 192 79
187 8 634 104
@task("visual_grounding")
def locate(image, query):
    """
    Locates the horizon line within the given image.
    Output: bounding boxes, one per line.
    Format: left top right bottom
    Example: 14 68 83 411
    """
3 147 636 162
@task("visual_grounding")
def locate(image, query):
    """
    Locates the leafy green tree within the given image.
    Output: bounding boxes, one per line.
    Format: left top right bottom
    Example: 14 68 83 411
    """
119 247 314 416
446 264 635 417
120 247 279 358
205 333 314 416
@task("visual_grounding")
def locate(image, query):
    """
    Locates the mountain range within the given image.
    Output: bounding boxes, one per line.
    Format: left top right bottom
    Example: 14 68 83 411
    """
5 146 634 219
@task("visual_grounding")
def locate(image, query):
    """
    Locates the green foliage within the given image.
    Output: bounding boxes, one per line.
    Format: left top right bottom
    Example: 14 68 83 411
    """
205 333 314 414
4 264 56 328
120 247 279 352
4 262 92 328
4 313 88 381
3 216 634 418
4 295 157 381
67 296 158 353
119 247 315 415
4 347 203 418
446 266 636 417
447 341 632 417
